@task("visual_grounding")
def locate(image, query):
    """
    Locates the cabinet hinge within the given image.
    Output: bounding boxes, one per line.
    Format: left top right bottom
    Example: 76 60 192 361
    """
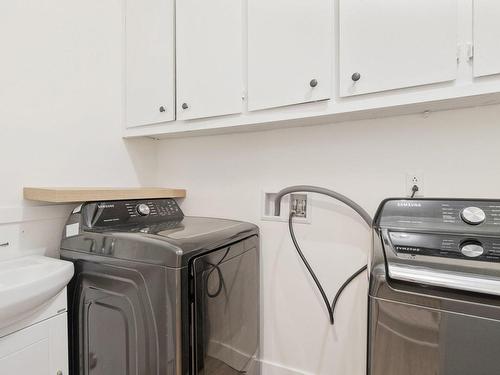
466 43 474 61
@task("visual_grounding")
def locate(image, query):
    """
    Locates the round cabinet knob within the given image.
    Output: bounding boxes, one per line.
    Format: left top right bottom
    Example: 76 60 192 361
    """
461 207 486 225
136 203 151 216
460 241 484 258
182 103 189 110
159 106 166 113
310 79 318 88
351 72 361 82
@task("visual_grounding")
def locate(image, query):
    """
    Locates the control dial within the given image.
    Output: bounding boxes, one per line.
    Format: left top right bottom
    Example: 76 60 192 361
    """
461 207 486 225
460 241 484 258
136 203 151 216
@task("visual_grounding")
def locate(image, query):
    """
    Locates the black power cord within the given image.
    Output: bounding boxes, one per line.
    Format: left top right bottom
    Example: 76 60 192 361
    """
331 264 367 320
205 247 231 298
289 211 367 325
411 184 419 198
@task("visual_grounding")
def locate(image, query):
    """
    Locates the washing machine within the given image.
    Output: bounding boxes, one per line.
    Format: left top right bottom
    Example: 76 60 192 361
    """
369 198 500 375
60 198 260 375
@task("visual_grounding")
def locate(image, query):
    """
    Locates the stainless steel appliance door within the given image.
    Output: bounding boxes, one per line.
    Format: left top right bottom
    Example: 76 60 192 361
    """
192 241 259 375
369 297 500 375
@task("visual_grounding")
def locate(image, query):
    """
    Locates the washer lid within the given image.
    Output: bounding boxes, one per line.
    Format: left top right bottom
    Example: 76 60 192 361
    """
137 216 257 252
62 215 258 268
152 217 242 239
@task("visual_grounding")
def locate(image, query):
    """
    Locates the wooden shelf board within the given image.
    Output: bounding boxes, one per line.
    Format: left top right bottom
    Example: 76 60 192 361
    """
23 187 186 203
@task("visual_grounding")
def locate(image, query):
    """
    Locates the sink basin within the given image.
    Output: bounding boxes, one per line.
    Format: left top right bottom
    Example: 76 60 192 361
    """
0 255 74 330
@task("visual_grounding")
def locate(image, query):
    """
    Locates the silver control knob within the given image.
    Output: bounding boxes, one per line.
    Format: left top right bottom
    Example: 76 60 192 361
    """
460 242 484 258
461 207 486 225
136 203 151 216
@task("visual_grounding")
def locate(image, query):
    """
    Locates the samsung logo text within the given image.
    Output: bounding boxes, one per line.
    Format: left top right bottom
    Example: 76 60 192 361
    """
397 202 422 208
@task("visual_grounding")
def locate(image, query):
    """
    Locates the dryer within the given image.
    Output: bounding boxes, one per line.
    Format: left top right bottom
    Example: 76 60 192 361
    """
61 198 260 375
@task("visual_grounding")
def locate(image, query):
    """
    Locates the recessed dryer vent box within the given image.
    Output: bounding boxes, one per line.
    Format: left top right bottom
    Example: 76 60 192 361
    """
261 190 311 224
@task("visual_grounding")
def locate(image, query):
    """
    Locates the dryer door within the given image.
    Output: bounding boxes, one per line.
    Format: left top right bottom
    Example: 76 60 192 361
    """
192 239 259 375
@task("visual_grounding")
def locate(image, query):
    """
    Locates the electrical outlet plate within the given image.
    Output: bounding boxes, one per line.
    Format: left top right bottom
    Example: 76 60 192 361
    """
261 189 311 224
406 172 424 197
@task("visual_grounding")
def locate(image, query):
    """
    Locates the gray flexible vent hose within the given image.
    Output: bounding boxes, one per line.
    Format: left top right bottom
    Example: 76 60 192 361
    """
274 185 372 227
274 185 372 325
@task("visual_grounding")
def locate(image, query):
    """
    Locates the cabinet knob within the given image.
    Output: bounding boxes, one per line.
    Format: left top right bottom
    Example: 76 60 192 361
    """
309 79 318 88
182 103 189 110
56 371 63 375
159 106 166 113
351 72 361 82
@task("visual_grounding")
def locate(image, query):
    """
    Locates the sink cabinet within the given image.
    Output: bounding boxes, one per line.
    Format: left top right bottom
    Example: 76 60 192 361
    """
0 285 69 375
0 312 68 375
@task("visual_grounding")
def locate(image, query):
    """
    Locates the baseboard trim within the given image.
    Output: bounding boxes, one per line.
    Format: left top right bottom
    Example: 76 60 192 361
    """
260 359 313 375
207 339 255 371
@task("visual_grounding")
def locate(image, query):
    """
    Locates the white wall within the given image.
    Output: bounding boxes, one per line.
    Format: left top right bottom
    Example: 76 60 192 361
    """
0 0 156 258
156 104 500 375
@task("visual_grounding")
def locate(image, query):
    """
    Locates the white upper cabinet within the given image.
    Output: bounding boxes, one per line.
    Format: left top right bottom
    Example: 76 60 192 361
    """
339 0 459 97
473 0 500 78
123 0 500 138
176 0 243 120
125 0 175 127
247 0 332 111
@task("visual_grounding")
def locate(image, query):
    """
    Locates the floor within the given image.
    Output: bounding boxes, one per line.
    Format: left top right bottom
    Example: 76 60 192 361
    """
205 356 243 375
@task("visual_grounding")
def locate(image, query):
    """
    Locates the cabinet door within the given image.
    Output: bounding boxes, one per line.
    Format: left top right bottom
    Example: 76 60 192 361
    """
339 0 458 97
248 0 332 111
0 313 68 375
473 0 500 77
176 0 243 120
125 0 175 127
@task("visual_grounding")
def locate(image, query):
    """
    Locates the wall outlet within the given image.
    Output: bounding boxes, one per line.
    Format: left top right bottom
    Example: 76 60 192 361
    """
261 190 311 224
406 173 424 197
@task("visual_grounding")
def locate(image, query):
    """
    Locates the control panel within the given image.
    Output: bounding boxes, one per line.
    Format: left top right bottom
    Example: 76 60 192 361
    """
377 199 500 232
388 231 500 262
82 199 184 228
376 199 500 263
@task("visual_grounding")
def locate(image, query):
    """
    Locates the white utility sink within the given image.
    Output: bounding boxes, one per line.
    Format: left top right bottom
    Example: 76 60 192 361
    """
0 255 74 330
